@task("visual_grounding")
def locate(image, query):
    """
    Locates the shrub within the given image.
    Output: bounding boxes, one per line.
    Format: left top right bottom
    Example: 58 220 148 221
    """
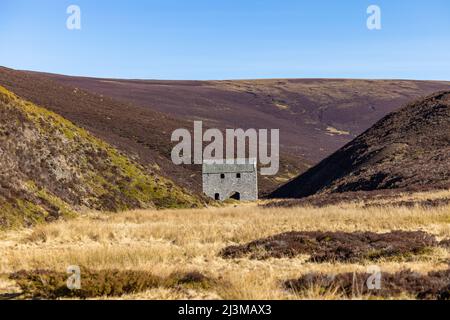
10 269 215 299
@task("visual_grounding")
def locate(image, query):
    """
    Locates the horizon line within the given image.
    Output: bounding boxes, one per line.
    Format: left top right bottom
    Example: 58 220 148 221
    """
2 65 450 83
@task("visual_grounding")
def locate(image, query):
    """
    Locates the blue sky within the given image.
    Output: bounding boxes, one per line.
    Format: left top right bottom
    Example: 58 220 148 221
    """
1 0 449 80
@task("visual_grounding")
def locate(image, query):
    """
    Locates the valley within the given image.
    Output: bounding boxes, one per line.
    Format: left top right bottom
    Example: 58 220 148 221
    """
0 66 449 300
2 66 449 195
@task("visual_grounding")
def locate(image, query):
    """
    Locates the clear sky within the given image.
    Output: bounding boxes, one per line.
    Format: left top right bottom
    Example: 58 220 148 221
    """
1 0 449 80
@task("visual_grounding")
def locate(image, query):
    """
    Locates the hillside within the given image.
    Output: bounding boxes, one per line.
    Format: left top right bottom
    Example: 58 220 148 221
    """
40 72 450 163
270 91 450 198
0 86 200 228
1 67 449 195
0 67 308 195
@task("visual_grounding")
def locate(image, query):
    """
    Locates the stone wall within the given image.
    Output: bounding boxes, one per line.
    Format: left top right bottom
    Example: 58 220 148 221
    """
202 171 258 201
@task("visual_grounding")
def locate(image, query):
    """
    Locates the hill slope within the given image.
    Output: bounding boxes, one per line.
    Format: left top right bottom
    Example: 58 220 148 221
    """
0 67 308 195
0 86 200 228
270 91 450 198
41 72 450 163
1 67 449 195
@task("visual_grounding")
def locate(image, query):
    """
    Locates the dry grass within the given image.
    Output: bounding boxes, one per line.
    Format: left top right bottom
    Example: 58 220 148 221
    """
0 190 449 300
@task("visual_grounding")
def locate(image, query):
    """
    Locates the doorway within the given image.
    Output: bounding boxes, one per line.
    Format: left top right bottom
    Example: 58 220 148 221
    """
230 192 241 201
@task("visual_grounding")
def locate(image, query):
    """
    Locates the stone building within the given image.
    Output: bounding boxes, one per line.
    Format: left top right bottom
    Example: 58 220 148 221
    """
202 159 258 201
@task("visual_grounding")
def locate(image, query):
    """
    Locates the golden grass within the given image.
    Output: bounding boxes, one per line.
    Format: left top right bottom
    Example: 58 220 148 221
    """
0 190 449 300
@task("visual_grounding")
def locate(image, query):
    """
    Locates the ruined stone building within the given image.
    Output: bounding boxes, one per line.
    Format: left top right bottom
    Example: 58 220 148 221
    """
202 159 258 201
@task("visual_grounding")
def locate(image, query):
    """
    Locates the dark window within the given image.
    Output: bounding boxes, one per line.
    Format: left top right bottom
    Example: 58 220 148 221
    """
236 173 241 179
215 193 220 200
220 174 225 179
